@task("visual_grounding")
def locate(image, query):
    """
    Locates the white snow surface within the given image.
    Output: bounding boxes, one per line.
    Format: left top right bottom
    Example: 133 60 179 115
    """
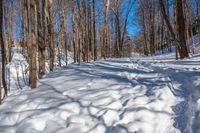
0 44 200 133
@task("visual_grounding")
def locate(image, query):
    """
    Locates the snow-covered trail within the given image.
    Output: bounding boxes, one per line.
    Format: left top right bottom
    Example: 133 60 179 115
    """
0 55 200 133
130 56 200 133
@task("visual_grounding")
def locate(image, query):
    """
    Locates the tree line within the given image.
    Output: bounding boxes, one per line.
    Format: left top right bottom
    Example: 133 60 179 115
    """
134 0 200 59
0 0 134 103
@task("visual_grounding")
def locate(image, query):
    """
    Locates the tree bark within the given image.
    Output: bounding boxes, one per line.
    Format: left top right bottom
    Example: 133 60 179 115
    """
62 0 68 65
70 0 77 63
30 0 37 88
0 0 8 98
8 2 13 62
103 0 110 59
36 0 45 79
48 0 54 71
92 0 97 61
24 0 32 84
175 0 189 58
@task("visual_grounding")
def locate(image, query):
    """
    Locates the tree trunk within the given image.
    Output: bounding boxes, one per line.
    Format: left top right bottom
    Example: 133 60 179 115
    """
62 0 68 65
103 0 110 59
37 0 45 79
175 0 189 58
149 2 155 56
30 0 37 88
70 0 77 63
0 0 8 98
21 0 25 55
159 0 188 59
48 0 54 71
4 6 9 64
92 0 97 61
9 2 13 62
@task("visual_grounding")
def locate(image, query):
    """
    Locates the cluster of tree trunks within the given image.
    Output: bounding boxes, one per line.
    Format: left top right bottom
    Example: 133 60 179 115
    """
69 0 97 63
0 0 135 93
20 0 57 88
136 0 199 59
159 0 188 59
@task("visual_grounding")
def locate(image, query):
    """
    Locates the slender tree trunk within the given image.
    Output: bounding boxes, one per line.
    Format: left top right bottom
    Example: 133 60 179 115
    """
160 17 164 54
173 2 179 60
87 0 92 62
175 0 189 58
62 0 68 65
103 0 110 59
141 7 148 56
70 0 77 63
116 12 121 57
8 2 13 62
21 0 25 55
92 0 97 61
191 28 195 54
40 0 46 78
48 0 54 71
24 0 32 84
0 0 8 98
30 0 37 88
4 6 9 64
149 2 155 56
36 0 45 79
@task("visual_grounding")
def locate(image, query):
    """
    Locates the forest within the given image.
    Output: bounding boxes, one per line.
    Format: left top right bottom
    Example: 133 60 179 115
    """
0 0 200 133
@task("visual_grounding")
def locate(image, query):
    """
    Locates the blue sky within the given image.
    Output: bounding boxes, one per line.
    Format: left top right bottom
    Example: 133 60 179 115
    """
126 2 139 36
10 0 140 40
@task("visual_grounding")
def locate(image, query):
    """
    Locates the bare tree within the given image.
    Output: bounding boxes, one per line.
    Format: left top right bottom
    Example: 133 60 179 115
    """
175 0 189 58
48 0 54 71
0 0 7 100
70 0 77 63
102 0 110 59
30 0 37 88
37 0 46 79
62 0 68 65
92 0 97 61
8 2 13 62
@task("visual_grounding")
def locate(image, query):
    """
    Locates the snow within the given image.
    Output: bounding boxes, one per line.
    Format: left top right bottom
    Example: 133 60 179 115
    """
0 34 200 133
8 49 29 91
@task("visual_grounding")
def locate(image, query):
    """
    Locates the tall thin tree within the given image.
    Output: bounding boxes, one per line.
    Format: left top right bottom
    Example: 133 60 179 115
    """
30 0 37 88
0 0 8 98
48 0 54 71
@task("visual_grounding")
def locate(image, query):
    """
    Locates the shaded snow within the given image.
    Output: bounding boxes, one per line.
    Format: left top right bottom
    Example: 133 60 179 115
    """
0 56 192 133
0 38 200 132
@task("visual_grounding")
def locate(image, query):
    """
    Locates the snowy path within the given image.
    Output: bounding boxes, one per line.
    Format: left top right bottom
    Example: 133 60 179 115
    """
0 55 200 133
131 57 200 133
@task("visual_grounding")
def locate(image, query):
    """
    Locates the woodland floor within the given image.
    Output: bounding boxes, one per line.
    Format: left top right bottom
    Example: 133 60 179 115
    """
0 50 200 133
